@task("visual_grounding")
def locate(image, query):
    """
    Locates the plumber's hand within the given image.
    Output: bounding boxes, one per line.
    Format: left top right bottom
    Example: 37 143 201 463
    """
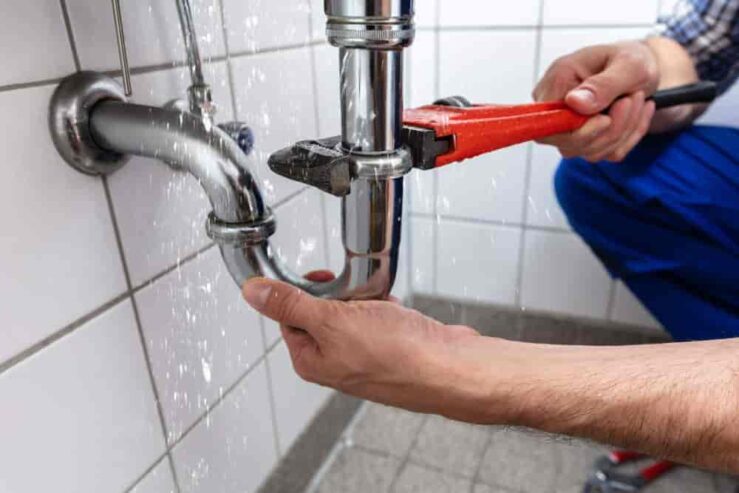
242 276 486 420
533 40 660 162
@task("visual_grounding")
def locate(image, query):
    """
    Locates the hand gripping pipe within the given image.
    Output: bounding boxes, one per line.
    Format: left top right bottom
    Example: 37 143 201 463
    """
48 0 415 301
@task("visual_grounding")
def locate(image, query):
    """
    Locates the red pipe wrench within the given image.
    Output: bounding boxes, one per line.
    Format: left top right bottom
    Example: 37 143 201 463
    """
402 82 717 170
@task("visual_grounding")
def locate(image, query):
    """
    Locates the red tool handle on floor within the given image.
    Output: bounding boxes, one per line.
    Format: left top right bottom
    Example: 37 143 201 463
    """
403 81 717 169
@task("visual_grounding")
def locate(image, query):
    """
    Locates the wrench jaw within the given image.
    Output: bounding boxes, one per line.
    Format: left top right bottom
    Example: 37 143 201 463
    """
582 453 671 493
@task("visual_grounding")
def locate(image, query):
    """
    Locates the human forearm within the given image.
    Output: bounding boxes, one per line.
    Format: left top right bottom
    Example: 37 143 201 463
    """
462 337 739 472
645 36 708 132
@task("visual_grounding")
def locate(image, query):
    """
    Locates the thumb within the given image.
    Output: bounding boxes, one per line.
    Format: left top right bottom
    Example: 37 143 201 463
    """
242 277 328 334
566 59 640 115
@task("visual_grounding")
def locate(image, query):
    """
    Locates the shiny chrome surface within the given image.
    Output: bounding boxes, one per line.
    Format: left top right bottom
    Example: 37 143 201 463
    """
175 0 214 118
48 71 130 176
89 100 265 224
111 0 132 96
215 177 403 299
326 0 414 49
340 48 403 153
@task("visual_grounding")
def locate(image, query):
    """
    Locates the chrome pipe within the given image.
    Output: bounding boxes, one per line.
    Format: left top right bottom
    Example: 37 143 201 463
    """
87 99 402 299
89 101 265 223
340 48 403 153
174 0 214 118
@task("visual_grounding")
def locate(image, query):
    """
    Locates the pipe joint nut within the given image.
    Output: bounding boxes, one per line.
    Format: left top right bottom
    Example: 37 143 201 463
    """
206 211 277 245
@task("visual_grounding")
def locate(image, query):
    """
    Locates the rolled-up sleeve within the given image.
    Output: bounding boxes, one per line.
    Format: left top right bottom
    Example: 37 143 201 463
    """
656 0 739 93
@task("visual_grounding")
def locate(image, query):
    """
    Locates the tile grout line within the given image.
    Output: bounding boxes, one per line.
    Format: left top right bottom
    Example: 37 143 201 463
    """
0 292 130 377
514 0 546 308
303 402 370 493
431 1 441 296
469 430 496 492
410 211 572 234
58 0 81 71
215 0 240 122
0 40 327 95
387 414 430 491
130 242 217 295
262 342 284 459
165 337 284 454
122 451 173 493
102 178 182 493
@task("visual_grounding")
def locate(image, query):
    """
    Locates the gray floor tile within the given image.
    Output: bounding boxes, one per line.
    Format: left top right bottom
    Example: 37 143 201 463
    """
350 403 427 458
714 473 739 493
317 447 402 493
519 314 582 345
392 463 472 493
463 304 521 340
408 415 491 478
413 296 467 325
645 466 720 493
553 439 609 492
576 325 647 346
478 428 560 492
472 483 517 493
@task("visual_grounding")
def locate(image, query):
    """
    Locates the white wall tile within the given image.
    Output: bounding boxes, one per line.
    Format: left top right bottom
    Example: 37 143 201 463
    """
67 0 225 72
440 30 537 104
135 248 265 442
231 48 317 204
313 44 342 138
410 170 437 215
611 282 662 331
542 0 660 26
439 0 540 26
0 301 165 492
268 341 333 452
521 230 612 318
408 31 437 108
272 189 330 276
0 0 75 86
416 0 438 27
411 217 436 295
130 458 177 493
173 361 278 493
310 0 328 40
108 63 234 286
436 221 521 304
538 27 652 78
436 144 528 224
526 143 570 229
222 0 311 54
659 0 681 16
0 85 127 365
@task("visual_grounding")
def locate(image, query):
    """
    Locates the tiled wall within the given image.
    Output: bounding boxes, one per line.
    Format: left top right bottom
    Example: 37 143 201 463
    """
0 0 410 491
407 0 739 330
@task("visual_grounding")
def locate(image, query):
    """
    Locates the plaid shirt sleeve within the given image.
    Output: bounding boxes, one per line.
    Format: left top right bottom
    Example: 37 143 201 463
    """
656 0 739 93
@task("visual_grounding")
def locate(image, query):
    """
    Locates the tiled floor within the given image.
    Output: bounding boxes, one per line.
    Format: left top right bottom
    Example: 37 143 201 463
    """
312 403 737 493
308 297 738 493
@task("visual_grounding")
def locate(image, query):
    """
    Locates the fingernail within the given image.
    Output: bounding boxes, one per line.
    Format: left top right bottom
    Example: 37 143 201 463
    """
569 88 596 106
243 279 271 311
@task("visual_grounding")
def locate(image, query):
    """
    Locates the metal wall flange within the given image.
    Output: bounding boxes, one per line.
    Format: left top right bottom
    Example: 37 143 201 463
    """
49 71 130 176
